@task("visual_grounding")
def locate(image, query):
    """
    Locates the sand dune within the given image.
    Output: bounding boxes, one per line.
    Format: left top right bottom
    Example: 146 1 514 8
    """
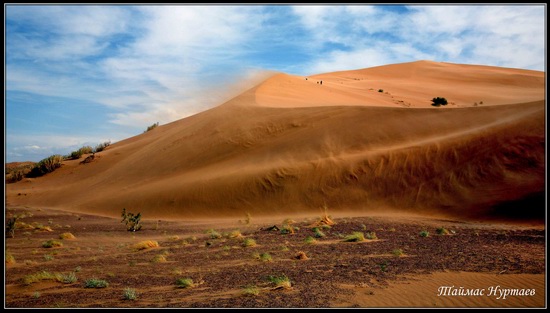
6 60 545 221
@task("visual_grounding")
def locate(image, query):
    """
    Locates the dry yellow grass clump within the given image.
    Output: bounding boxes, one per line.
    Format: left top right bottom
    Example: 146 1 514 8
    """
133 240 159 251
59 232 76 240
6 251 16 265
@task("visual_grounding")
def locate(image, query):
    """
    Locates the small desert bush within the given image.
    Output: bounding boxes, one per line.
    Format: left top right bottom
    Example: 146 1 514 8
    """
133 240 159 250
392 249 404 257
42 239 63 248
152 254 167 263
365 232 378 240
94 141 111 153
343 232 365 242
34 223 53 232
259 252 272 262
123 288 138 300
227 229 242 238
242 285 260 296
175 278 194 288
59 232 76 240
242 238 257 247
44 254 54 261
23 271 62 285
436 227 450 235
144 122 159 132
84 278 109 288
304 236 316 244
378 89 384 93
312 227 325 238
6 250 16 264
67 146 93 160
268 275 292 289
419 230 430 237
206 229 222 239
61 272 77 284
27 154 64 177
6 163 34 183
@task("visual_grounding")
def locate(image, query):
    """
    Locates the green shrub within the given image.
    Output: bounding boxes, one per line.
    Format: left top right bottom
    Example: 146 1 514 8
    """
123 288 138 300
365 232 378 240
61 272 77 284
6 250 15 264
304 236 316 244
42 239 63 248
392 249 404 257
206 229 222 239
67 146 93 160
242 285 260 296
6 163 35 183
94 141 111 153
312 227 325 238
268 275 291 289
419 230 430 237
343 232 365 242
84 278 108 288
175 278 194 288
436 227 450 235
144 122 159 133
242 238 257 247
27 155 64 177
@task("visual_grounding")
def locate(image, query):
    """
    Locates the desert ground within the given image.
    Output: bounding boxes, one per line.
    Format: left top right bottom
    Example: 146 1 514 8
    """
5 60 546 308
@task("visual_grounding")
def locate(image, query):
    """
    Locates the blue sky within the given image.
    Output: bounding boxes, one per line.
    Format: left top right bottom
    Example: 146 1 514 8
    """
4 4 546 162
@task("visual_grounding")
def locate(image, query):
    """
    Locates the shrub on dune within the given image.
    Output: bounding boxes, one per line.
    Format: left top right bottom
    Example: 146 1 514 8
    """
93 141 111 153
27 155 64 178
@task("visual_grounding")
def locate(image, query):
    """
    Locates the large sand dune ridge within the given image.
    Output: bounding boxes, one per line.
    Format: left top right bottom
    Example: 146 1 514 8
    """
6 60 545 221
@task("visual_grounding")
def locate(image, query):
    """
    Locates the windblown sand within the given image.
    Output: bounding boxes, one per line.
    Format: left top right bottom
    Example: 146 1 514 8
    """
5 60 545 308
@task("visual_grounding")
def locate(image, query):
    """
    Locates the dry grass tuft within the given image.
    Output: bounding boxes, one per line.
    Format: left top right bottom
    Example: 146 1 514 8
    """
152 254 167 263
133 240 159 251
6 251 16 265
59 232 76 240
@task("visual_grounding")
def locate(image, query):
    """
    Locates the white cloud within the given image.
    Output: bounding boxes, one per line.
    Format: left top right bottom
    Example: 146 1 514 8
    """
293 5 545 73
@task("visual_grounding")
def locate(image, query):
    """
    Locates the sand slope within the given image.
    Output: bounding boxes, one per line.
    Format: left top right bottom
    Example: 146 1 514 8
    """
6 61 545 220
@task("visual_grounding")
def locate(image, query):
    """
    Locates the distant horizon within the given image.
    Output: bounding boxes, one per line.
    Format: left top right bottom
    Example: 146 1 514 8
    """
5 4 545 162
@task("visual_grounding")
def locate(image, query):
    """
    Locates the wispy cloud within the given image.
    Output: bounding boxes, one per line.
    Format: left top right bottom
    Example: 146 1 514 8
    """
292 4 545 74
